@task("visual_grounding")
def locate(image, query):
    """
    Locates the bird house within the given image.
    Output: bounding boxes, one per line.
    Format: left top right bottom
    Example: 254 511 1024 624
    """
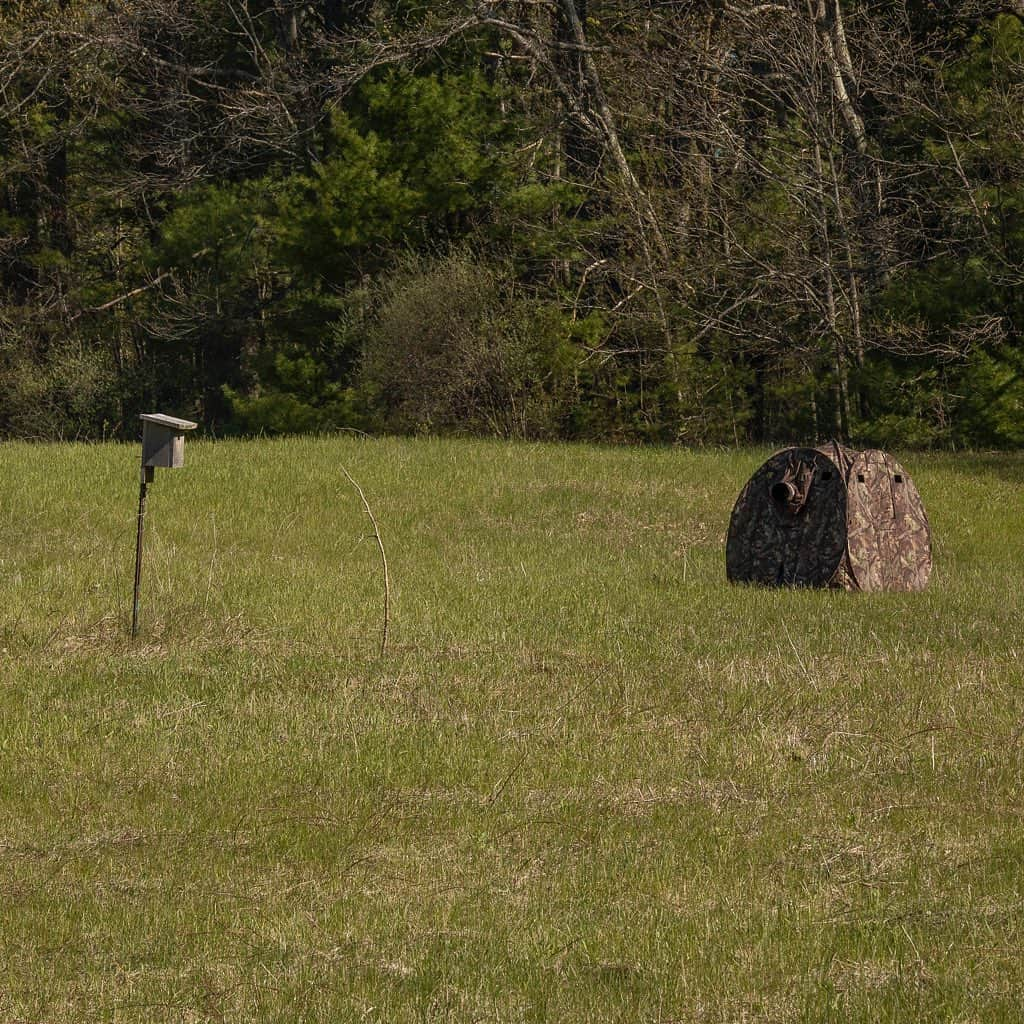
726 443 932 591
140 413 198 473
131 413 199 637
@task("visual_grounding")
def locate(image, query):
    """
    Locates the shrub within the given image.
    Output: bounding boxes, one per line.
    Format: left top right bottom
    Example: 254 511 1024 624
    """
357 252 575 439
0 335 122 439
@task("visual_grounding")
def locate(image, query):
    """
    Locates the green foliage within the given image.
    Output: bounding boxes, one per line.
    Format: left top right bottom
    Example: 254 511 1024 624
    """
224 352 364 435
956 348 1024 447
869 14 1024 448
130 69 517 432
0 336 121 439
358 69 509 217
273 115 419 277
0 2 1021 446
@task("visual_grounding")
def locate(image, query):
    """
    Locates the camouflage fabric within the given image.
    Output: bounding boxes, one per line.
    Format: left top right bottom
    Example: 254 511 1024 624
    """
816 442 858 589
816 441 857 478
726 447 847 587
726 443 932 592
845 450 932 592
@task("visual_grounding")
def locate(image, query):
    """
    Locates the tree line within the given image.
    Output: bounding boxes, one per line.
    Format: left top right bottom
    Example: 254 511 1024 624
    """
1 0 1022 446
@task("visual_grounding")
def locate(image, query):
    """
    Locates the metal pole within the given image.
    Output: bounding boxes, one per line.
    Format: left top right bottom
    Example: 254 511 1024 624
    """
131 467 152 638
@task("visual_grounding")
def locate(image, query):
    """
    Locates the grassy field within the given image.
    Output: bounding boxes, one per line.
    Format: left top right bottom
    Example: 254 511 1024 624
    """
1 437 1022 1023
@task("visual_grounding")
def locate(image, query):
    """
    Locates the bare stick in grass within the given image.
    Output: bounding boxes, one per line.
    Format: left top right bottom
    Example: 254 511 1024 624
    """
341 465 390 657
781 618 810 683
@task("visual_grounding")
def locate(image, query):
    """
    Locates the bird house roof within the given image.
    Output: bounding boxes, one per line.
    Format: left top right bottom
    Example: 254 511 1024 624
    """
139 413 198 431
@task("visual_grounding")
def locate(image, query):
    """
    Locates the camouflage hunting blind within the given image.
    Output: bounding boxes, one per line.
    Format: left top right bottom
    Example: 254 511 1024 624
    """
726 443 932 591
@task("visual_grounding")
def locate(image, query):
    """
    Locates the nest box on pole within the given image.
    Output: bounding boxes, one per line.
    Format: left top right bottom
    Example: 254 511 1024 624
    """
132 413 198 636
140 413 197 476
726 442 932 591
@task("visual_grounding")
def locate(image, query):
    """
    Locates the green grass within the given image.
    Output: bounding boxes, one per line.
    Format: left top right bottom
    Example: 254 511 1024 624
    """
1 437 1023 1022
